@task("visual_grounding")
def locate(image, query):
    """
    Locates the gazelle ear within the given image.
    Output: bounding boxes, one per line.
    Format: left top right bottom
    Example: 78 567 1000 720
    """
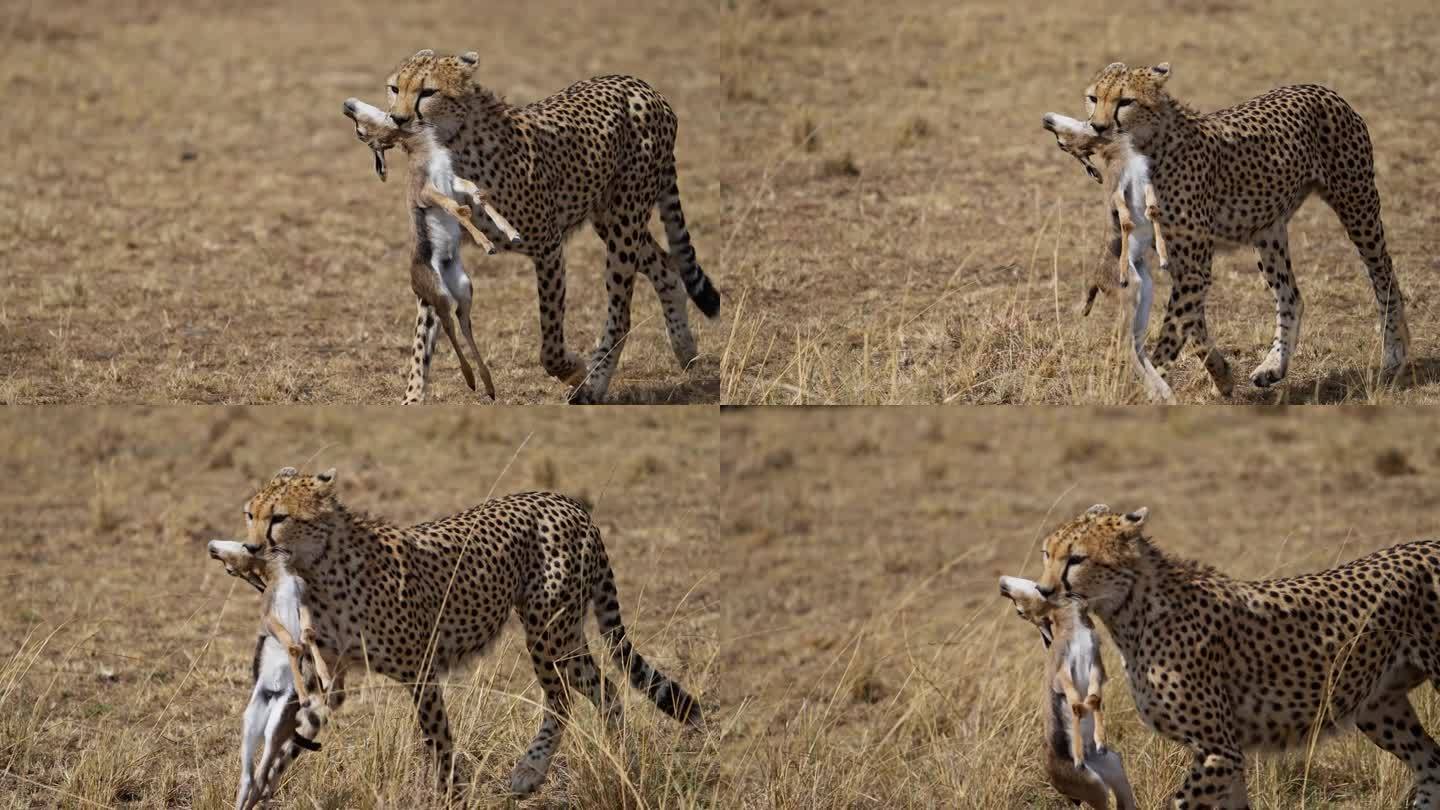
1150 62 1172 85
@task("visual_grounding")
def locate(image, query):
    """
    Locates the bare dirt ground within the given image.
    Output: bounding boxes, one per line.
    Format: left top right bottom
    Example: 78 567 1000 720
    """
0 408 720 808
0 0 724 404
718 0 1440 404
716 407 1440 807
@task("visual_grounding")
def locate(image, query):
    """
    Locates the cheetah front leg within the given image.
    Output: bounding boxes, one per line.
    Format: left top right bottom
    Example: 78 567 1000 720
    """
531 246 588 391
1152 234 1233 397
1174 745 1248 810
1249 225 1302 389
410 680 459 791
403 298 439 404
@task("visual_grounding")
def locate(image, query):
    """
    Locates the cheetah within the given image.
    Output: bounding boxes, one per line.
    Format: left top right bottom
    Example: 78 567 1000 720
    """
380 49 720 404
1032 504 1440 809
240 467 703 796
1000 576 1136 810
1081 62 1409 395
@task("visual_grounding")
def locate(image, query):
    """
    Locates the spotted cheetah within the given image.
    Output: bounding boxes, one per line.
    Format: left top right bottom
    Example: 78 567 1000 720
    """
1033 504 1440 809
381 49 720 403
241 467 703 796
1082 63 1409 395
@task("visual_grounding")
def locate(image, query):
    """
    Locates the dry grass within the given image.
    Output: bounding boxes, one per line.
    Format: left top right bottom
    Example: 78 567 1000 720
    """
0 408 722 808
0 0 723 404
716 407 1440 807
717 0 1440 404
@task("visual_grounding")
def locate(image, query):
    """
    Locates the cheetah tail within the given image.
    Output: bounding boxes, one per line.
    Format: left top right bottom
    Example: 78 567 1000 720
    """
657 171 720 319
592 546 703 728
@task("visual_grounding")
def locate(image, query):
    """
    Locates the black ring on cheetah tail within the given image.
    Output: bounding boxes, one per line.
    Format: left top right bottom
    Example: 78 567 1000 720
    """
292 735 322 752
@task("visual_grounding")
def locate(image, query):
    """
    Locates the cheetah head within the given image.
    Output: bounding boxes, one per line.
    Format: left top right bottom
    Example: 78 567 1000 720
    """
384 48 481 143
243 466 340 562
1034 503 1148 611
1083 62 1172 145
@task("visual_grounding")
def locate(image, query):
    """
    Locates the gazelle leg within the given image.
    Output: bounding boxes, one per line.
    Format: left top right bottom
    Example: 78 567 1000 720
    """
1056 668 1088 768
1145 184 1169 269
298 604 332 694
444 255 496 400
1112 187 1134 287
452 178 523 244
1085 660 1106 750
421 185 496 254
265 614 310 704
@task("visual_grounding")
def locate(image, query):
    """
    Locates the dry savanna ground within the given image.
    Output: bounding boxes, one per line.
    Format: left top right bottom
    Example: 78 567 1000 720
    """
0 408 720 808
0 0 724 404
716 407 1440 808
718 0 1440 404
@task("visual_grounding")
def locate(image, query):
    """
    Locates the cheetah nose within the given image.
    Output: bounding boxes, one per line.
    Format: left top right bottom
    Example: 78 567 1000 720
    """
391 113 411 126
1036 584 1055 598
1091 122 1111 135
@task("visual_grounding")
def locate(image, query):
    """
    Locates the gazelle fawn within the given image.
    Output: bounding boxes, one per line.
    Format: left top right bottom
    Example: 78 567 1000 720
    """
1000 575 1136 810
1043 112 1174 403
344 97 522 402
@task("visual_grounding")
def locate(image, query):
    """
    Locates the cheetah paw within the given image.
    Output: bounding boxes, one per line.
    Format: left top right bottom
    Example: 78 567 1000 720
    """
508 762 548 795
1248 353 1288 389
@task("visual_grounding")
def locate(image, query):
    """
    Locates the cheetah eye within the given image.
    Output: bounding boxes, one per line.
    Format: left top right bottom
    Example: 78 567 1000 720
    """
1086 95 1098 104
387 85 399 94
244 510 253 521
1067 555 1088 566
270 513 288 524
1116 98 1135 109
418 88 437 99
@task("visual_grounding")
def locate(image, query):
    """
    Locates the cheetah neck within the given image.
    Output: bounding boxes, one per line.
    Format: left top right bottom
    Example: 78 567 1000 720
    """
1131 95 1202 159
440 84 523 183
288 507 373 582
1093 540 1228 658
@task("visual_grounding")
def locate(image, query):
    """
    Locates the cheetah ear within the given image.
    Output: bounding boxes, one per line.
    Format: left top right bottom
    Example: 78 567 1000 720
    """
273 466 299 480
315 468 337 490
1150 63 1172 84
1121 507 1149 531
413 48 435 60
459 51 479 65
1085 504 1111 516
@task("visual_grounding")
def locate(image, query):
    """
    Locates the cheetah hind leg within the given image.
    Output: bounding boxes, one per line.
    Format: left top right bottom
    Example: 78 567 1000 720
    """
1354 685 1440 809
